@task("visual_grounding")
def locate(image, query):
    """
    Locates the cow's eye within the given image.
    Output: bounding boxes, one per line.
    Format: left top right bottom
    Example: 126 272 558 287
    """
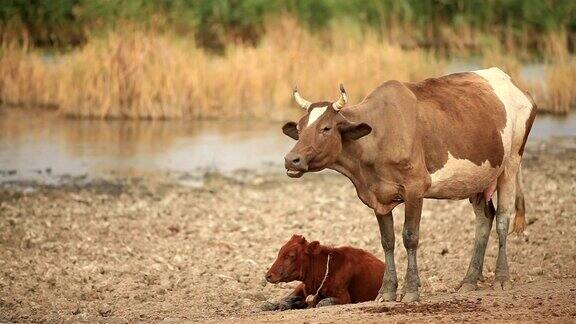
321 126 332 133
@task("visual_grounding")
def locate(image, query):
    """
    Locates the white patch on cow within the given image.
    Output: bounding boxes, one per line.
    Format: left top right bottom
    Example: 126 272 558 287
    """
307 106 328 127
426 153 500 199
472 67 534 156
426 68 534 199
424 68 534 199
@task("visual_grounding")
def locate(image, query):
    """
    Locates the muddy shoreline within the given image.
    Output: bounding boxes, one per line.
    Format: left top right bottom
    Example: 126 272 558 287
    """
1 137 575 322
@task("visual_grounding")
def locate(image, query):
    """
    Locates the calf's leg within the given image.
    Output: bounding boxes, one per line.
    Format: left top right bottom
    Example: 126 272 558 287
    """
316 291 350 307
375 212 398 302
459 195 495 292
277 296 307 310
316 298 336 307
277 283 307 310
402 198 423 302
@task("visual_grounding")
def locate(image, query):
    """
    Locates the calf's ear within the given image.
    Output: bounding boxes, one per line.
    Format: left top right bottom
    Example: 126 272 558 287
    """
340 122 372 140
282 122 299 140
305 241 321 255
291 234 306 244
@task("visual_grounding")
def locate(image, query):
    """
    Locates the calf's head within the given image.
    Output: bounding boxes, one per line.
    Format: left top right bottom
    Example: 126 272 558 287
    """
282 84 372 178
265 235 321 283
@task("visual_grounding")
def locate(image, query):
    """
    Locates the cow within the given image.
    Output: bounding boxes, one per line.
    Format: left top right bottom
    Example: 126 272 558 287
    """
281 67 537 302
265 235 385 309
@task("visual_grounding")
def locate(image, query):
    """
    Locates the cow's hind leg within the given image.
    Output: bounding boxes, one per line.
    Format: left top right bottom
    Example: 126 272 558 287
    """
459 194 495 292
494 157 520 290
375 212 398 302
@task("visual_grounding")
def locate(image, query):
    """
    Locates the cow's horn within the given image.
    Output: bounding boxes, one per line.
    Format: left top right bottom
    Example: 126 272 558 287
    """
293 86 312 110
332 83 347 111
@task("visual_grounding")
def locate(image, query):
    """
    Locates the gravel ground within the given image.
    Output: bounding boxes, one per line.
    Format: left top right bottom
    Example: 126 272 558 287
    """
0 137 575 323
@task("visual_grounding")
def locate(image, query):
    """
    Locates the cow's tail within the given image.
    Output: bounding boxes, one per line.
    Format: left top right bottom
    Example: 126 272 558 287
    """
512 94 536 235
511 165 526 234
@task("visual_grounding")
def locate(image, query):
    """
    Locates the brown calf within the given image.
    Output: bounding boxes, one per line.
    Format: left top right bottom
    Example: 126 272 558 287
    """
265 235 385 310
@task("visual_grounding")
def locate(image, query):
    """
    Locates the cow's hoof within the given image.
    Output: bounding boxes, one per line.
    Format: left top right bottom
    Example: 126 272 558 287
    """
493 279 512 290
376 292 397 302
458 282 477 292
316 298 336 308
402 291 420 303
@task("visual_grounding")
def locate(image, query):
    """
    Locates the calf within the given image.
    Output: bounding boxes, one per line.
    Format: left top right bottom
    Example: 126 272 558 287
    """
265 235 385 310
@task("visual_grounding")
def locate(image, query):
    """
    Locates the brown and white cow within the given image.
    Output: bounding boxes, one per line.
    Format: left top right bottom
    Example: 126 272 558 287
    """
265 235 385 309
281 67 537 302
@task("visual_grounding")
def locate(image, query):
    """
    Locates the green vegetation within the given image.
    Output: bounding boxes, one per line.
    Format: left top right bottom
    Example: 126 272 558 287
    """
1 0 576 55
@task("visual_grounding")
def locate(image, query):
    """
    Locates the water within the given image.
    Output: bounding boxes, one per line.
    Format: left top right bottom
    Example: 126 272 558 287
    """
529 114 576 139
1 107 574 184
0 108 294 183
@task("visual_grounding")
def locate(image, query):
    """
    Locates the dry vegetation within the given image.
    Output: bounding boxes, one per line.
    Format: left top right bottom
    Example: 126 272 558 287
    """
0 19 575 119
544 62 576 113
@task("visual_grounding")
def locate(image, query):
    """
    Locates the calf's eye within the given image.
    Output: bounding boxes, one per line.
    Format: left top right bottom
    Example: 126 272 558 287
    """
321 126 332 133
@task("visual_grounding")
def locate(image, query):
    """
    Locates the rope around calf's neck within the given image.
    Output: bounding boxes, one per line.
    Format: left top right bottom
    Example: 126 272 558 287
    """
305 253 332 307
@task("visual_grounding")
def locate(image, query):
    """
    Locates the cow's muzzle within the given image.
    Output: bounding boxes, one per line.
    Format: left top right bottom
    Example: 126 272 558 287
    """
284 152 308 178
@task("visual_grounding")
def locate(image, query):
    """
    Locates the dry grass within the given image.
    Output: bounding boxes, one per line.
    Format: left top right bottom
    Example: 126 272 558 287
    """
0 20 442 120
0 45 60 108
543 62 576 113
0 20 574 119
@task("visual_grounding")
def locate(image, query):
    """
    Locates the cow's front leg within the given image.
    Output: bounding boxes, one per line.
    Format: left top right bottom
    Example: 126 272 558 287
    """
402 198 422 302
375 211 398 302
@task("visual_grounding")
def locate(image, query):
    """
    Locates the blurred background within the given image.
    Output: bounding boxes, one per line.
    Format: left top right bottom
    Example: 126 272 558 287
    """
0 0 575 181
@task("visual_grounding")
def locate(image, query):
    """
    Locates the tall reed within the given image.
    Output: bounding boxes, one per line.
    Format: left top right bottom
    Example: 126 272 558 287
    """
0 21 443 119
0 20 574 119
543 62 576 114
0 45 60 108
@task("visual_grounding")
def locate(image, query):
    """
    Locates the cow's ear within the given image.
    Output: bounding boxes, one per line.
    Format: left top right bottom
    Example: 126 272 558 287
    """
282 122 299 140
305 241 321 255
340 122 371 140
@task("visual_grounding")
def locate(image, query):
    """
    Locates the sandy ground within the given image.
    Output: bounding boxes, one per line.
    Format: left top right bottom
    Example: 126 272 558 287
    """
0 137 575 323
